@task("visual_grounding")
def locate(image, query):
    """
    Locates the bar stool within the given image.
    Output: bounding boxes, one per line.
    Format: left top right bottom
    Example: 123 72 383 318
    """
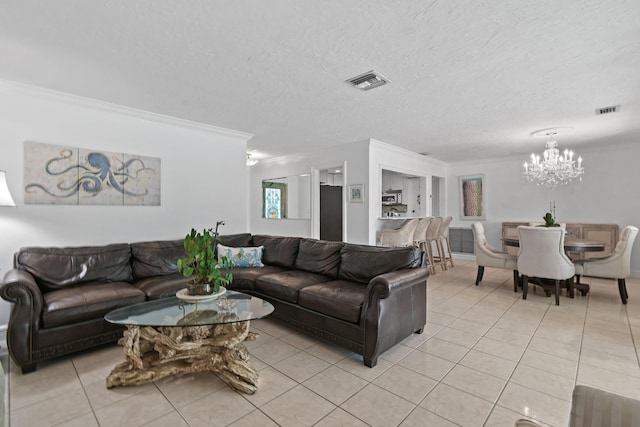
425 217 446 274
438 216 454 269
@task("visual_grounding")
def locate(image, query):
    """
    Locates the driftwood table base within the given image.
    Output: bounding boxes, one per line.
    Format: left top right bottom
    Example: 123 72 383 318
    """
106 321 259 394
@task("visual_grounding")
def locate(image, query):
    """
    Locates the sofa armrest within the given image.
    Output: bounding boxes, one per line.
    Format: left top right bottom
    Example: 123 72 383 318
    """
366 267 430 302
1 269 44 366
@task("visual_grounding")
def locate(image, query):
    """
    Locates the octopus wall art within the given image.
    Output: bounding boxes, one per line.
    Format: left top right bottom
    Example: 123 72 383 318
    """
24 141 161 205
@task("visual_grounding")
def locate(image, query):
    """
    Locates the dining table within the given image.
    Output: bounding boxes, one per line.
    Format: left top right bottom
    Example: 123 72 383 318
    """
502 236 606 295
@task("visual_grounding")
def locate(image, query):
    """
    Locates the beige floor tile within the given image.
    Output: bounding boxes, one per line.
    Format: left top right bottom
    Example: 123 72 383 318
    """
373 365 437 404
497 382 570 427
94 387 175 427
485 326 533 347
335 353 392 382
433 326 482 348
342 383 415 427
519 348 579 379
11 387 93 427
304 341 353 364
510 364 574 401
141 411 189 427
313 407 369 427
250 338 300 365
154 371 227 408
228 409 279 427
459 308 503 326
178 387 255 427
473 336 526 362
240 366 297 407
419 382 493 427
261 384 335 426
279 330 320 349
273 351 330 382
441 364 506 403
398 349 455 381
459 349 517 380
84 380 156 410
579 347 640 378
527 337 580 361
485 405 552 427
400 330 432 348
577 364 640 400
303 366 368 405
379 343 414 363
416 336 470 362
54 412 101 427
426 311 458 326
400 406 459 426
250 318 293 337
449 317 492 335
9 364 84 411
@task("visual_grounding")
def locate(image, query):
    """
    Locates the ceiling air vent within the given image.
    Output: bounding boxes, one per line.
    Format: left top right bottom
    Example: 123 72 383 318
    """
346 70 390 91
595 105 620 115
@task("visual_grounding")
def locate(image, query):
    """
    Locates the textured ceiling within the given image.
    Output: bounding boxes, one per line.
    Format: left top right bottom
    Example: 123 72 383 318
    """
1 0 639 162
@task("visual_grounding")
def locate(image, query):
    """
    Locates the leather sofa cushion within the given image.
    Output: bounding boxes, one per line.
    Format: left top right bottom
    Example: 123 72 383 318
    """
131 239 185 279
218 233 254 248
134 272 190 300
298 280 366 323
226 265 285 292
42 282 146 328
295 239 343 277
255 270 332 303
338 244 421 284
16 244 133 290
252 235 300 268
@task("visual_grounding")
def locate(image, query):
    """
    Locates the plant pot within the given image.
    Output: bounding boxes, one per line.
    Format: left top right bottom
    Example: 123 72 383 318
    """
187 283 214 296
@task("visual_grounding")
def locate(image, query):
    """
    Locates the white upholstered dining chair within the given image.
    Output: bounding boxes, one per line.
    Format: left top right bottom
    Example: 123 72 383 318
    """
574 225 638 304
517 226 575 305
471 222 518 289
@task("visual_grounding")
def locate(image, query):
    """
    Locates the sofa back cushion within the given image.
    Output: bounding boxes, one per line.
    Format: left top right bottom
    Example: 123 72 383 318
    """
131 239 186 280
16 244 133 290
294 239 343 277
218 233 254 248
252 235 300 268
338 244 421 284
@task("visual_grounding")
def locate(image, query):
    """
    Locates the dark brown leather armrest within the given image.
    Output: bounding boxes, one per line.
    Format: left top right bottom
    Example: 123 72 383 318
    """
366 268 430 300
1 269 45 365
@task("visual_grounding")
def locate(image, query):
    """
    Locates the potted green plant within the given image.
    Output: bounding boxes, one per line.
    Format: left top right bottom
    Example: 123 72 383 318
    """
177 220 233 295
541 212 561 227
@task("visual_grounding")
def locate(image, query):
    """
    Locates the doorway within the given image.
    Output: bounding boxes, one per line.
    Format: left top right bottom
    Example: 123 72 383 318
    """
319 166 343 241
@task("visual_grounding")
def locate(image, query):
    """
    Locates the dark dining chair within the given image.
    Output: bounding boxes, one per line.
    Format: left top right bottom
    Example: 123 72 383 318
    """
516 226 575 305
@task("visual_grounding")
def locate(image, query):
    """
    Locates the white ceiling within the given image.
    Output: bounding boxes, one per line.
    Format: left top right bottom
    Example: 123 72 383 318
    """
1 0 639 162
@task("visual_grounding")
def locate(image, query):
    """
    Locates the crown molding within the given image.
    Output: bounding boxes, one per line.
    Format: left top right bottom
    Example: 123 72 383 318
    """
0 79 254 141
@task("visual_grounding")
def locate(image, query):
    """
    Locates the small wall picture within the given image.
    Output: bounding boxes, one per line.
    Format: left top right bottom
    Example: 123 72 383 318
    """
459 174 486 220
349 184 364 203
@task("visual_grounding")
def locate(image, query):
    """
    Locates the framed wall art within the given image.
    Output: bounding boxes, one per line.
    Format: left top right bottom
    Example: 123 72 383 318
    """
459 174 485 220
348 184 364 203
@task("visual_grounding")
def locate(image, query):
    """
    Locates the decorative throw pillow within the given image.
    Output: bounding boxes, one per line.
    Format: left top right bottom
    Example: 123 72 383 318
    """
217 244 265 268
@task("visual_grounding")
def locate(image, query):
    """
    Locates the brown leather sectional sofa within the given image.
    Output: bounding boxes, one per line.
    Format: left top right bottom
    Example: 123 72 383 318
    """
1 234 429 373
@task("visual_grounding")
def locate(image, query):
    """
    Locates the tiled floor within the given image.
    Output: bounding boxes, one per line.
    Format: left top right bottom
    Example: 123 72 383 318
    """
6 260 640 426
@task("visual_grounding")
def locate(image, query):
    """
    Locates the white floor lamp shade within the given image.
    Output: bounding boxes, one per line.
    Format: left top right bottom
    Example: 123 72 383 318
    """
0 171 16 206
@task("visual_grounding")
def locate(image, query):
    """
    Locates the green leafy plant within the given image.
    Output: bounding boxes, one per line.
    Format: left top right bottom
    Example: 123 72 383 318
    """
542 212 560 227
177 220 233 292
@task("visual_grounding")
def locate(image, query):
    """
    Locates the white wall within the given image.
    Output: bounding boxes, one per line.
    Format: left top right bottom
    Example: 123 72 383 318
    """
446 142 640 276
0 82 252 325
249 141 370 243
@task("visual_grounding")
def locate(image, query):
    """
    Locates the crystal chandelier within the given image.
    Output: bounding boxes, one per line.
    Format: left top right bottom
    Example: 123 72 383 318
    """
523 130 584 189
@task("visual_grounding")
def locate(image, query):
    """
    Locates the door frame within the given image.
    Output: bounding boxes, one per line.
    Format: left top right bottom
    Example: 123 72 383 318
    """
311 161 347 240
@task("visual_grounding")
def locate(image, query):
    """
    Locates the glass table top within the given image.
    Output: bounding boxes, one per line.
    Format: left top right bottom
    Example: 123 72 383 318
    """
105 290 274 327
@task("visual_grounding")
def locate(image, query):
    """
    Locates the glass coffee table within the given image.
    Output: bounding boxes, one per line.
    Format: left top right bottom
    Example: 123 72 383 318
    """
104 290 274 394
